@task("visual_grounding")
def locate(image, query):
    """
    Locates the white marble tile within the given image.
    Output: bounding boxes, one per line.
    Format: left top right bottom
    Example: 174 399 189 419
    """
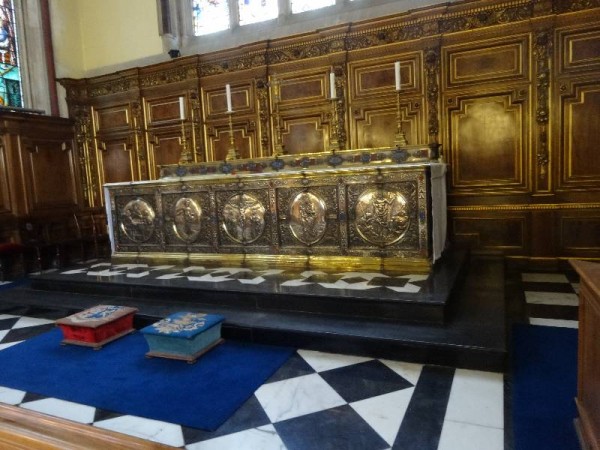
280 279 314 287
0 341 22 350
444 369 503 429
60 268 88 275
350 388 415 446
297 349 372 372
0 281 12 286
386 283 421 293
90 262 112 268
0 330 8 342
299 270 326 278
259 269 285 276
86 269 126 277
149 265 175 271
155 273 186 280
182 266 206 272
379 360 423 385
126 271 150 278
0 314 19 320
572 282 580 295
20 398 96 424
529 318 579 329
94 415 185 448
187 274 232 283
186 424 286 450
0 386 26 405
237 276 266 285
112 263 149 269
255 373 346 423
319 280 379 290
522 273 569 283
398 274 429 283
12 316 55 329
437 421 503 450
525 291 579 306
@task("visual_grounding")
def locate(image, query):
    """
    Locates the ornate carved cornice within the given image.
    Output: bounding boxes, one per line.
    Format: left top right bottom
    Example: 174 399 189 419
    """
139 66 198 87
88 77 139 98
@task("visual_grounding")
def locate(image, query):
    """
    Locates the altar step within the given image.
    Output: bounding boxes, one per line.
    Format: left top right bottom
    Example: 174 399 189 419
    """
2 251 507 372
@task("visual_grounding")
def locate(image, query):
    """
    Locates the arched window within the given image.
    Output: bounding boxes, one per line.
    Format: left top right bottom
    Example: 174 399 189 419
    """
0 0 22 107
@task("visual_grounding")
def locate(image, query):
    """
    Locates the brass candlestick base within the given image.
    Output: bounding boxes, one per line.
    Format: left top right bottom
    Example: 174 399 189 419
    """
178 120 192 164
394 91 408 148
226 112 238 161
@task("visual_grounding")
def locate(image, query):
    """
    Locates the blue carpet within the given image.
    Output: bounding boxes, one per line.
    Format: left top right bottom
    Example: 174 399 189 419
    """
0 329 294 430
512 324 579 450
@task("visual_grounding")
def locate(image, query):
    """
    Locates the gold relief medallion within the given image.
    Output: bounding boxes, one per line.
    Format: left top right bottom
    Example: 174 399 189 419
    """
222 194 266 244
289 192 327 245
173 198 202 243
355 189 410 246
120 199 156 243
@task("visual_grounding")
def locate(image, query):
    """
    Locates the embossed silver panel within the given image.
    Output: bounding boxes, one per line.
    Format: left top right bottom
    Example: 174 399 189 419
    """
289 192 327 245
355 189 410 246
120 199 156 243
221 193 266 244
173 197 202 243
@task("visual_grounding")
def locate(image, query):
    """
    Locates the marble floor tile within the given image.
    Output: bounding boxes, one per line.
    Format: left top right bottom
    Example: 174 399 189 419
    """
186 424 286 450
525 291 579 306
0 330 8 341
437 420 504 450
529 318 579 329
12 316 55 329
20 398 96 424
521 273 570 283
0 386 26 405
94 415 185 448
0 341 22 350
297 349 372 372
444 369 504 429
379 359 423 385
255 373 346 423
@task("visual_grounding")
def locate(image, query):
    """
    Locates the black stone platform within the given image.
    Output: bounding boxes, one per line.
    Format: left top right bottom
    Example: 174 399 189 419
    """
0 250 507 371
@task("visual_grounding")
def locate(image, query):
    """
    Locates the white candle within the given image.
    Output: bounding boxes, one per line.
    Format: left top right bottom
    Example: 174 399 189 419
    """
329 72 336 99
394 61 401 91
179 97 185 120
225 84 233 113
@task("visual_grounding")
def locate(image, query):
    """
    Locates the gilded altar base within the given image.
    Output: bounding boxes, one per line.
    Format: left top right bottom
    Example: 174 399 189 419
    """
105 147 446 273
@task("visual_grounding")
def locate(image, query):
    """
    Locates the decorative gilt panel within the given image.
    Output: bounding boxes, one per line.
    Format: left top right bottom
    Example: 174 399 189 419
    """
559 27 600 74
161 191 213 252
350 56 420 100
204 84 253 118
148 131 185 179
447 91 529 191
93 105 130 133
281 117 327 155
114 194 160 251
559 83 600 188
277 74 327 105
444 37 529 89
206 122 255 161
353 106 421 150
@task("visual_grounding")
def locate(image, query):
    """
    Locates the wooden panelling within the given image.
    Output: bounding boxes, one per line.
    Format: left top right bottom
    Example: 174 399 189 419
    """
559 27 600 74
148 129 185 179
279 75 325 104
97 140 135 185
206 122 255 161
444 36 529 89
0 142 10 215
146 97 185 125
447 91 528 191
353 107 419 150
25 141 78 212
281 116 327 155
451 216 526 251
559 83 600 188
560 215 600 252
204 83 254 117
93 105 130 133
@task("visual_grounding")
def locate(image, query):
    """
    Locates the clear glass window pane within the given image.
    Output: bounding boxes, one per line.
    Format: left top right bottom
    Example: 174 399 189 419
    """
238 0 278 26
192 0 230 36
290 0 335 14
0 0 21 107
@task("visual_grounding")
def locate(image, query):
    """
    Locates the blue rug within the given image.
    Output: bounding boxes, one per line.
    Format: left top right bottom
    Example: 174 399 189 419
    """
512 324 579 450
0 328 294 430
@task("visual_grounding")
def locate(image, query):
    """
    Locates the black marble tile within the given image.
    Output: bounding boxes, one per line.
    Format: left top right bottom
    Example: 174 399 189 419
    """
93 408 125 423
319 360 413 403
0 317 19 331
527 304 579 321
1 323 55 343
522 281 576 293
182 395 271 445
266 352 316 383
20 391 48 404
392 365 455 450
274 404 389 450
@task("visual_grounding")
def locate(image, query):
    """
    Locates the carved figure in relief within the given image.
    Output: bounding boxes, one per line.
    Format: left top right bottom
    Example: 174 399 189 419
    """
120 199 155 243
355 189 410 246
222 194 265 244
289 192 327 245
174 197 202 243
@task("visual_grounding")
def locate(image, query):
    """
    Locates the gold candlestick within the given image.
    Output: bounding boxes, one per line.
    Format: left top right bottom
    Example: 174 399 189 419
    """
178 119 192 163
394 90 408 148
329 98 340 152
271 78 285 157
226 112 238 160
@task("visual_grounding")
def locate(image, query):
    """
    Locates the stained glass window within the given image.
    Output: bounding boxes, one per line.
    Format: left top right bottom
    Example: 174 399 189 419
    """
0 0 21 107
290 0 335 14
238 0 278 26
192 0 230 36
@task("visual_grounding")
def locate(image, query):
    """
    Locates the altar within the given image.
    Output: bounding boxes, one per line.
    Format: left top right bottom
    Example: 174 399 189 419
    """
104 145 446 273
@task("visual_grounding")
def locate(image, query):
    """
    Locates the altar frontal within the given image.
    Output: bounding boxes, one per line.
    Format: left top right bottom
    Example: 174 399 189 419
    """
104 147 446 272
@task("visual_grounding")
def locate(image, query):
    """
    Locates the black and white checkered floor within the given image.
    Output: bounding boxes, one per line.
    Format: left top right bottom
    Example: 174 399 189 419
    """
0 268 580 449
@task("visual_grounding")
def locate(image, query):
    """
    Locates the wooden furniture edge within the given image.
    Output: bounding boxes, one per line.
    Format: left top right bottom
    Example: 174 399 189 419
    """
0 403 175 449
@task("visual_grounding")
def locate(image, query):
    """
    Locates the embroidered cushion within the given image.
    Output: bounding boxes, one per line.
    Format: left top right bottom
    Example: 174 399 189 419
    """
56 305 138 328
141 312 225 339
